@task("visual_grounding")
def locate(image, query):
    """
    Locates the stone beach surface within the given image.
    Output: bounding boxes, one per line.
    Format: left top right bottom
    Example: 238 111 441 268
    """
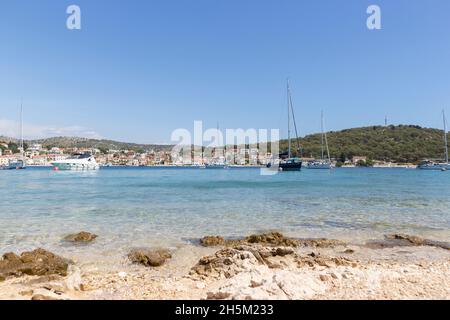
0 232 449 300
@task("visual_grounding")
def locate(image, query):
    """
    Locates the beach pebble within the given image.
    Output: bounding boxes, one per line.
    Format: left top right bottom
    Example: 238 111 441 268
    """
19 290 34 296
330 272 341 280
195 282 206 289
319 274 331 282
250 280 263 288
31 294 59 301
206 291 231 300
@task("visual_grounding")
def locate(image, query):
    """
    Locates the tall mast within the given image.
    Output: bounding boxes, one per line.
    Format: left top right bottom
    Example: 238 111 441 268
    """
321 110 324 160
443 109 448 163
323 110 331 162
20 99 24 161
287 79 291 159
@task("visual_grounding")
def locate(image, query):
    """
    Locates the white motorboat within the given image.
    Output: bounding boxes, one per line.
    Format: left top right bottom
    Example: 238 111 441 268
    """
52 153 100 171
306 160 332 169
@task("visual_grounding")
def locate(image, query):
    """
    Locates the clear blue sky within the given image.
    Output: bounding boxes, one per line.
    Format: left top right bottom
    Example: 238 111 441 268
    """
1 0 449 143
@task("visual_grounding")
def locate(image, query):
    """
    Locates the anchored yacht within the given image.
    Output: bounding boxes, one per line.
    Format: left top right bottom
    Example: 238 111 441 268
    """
306 110 332 170
267 79 302 171
52 153 100 171
418 110 449 171
7 101 26 170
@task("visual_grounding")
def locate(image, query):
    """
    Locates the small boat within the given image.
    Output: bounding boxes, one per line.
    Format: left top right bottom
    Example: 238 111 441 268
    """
6 159 26 170
205 164 227 169
279 157 302 171
307 110 332 170
306 160 332 169
52 153 100 171
417 160 450 170
206 123 228 169
418 110 449 171
278 79 302 171
205 159 228 169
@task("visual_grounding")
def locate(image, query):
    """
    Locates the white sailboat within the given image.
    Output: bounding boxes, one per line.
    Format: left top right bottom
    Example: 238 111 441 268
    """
418 110 449 171
277 79 302 171
306 110 332 169
205 122 228 169
7 101 26 170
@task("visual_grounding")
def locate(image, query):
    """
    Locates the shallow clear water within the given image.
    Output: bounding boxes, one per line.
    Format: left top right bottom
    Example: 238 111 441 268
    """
0 167 449 261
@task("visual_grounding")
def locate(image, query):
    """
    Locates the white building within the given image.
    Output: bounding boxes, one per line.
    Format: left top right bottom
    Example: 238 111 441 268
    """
28 144 42 152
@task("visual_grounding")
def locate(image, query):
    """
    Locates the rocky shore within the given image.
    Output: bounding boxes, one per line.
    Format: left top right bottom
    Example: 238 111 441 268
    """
0 232 449 300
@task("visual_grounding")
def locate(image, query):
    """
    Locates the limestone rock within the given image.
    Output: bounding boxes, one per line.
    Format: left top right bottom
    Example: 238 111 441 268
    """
200 236 225 247
64 231 98 243
245 232 298 247
191 245 296 279
0 249 70 280
128 248 172 267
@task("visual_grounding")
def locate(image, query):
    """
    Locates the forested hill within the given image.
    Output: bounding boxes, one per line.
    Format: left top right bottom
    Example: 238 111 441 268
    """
0 136 172 153
280 125 448 163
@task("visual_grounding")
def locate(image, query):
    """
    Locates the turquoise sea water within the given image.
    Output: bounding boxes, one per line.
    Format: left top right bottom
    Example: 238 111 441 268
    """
0 167 449 260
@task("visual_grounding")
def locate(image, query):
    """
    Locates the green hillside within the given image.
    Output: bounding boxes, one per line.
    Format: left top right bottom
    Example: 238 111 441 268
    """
0 136 172 153
279 125 448 163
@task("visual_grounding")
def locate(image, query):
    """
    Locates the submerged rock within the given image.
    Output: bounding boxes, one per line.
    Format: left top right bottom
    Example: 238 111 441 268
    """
200 236 225 247
366 234 450 250
128 249 172 267
64 231 98 243
0 249 70 280
387 234 450 250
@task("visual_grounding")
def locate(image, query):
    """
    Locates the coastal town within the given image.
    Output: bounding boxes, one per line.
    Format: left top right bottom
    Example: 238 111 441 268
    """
0 140 416 168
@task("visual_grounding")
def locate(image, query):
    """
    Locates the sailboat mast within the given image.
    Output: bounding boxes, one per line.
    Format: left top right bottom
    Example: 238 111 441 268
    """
321 110 324 160
20 100 24 161
287 80 291 159
323 111 331 162
443 109 448 163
